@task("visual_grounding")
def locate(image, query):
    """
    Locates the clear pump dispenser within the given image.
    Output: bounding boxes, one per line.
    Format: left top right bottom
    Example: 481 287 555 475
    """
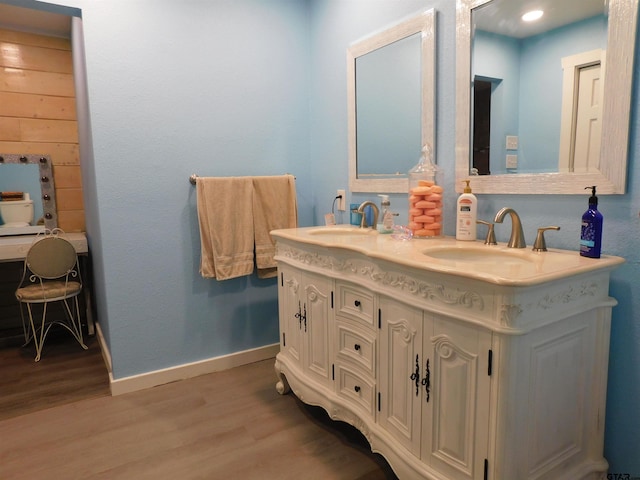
408 144 443 238
378 194 394 233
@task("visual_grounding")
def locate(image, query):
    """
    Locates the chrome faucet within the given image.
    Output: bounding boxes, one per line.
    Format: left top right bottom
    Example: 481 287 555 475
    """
494 207 526 248
357 201 379 229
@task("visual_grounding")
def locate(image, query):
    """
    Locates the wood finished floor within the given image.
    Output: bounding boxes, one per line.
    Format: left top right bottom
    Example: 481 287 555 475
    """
0 331 110 422
0 340 397 480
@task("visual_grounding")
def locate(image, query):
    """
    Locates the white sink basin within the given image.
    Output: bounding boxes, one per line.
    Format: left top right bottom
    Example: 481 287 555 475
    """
421 246 534 266
308 226 377 236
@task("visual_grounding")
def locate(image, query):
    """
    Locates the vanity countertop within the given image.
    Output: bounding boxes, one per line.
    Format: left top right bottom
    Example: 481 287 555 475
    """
0 232 88 262
271 226 624 286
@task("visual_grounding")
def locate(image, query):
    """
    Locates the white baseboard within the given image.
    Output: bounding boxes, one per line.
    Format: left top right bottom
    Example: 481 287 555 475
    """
94 324 279 396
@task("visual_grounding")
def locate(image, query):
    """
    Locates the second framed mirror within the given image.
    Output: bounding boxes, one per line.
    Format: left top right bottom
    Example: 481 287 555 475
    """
455 0 638 194
348 9 436 193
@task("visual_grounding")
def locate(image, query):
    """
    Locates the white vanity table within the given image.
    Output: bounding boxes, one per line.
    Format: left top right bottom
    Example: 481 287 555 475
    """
0 231 87 262
272 226 623 480
0 232 94 336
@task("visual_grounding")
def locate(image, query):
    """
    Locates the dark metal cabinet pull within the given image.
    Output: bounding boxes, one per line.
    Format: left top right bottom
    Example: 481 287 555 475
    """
302 303 307 332
294 302 307 332
295 301 303 329
354 386 361 393
354 344 361 351
410 354 420 396
421 359 431 403
354 300 361 307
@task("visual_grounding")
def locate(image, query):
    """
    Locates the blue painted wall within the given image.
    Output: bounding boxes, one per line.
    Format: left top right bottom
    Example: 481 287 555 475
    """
64 0 313 378
14 0 639 475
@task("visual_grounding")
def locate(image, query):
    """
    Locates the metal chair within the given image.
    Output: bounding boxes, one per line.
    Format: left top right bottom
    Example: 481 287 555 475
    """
15 228 88 362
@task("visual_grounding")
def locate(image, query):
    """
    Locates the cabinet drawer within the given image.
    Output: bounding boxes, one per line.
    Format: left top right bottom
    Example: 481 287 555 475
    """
336 282 375 328
336 365 375 417
336 321 376 376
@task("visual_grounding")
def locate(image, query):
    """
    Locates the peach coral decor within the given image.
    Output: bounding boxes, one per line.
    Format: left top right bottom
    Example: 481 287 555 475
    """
408 180 443 237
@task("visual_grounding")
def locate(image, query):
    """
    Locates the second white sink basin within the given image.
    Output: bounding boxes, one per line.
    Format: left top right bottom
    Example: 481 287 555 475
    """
422 246 534 265
417 244 598 284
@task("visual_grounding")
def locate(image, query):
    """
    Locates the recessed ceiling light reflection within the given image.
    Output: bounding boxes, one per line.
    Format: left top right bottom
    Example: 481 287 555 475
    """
522 10 544 22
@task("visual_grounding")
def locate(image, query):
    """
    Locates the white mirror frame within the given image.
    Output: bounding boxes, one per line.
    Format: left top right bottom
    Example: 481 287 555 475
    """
348 9 436 193
455 0 638 194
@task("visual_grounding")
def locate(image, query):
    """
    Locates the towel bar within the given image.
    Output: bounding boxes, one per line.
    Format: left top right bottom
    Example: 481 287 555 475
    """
190 173 295 185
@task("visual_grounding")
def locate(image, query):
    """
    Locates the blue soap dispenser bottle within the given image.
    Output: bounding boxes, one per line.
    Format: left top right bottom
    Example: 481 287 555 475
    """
580 186 603 258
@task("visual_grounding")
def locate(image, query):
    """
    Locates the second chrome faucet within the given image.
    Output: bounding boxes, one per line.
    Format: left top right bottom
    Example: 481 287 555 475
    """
494 207 526 248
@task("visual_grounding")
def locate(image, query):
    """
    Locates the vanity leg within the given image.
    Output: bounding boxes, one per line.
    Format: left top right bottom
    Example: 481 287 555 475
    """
275 362 290 395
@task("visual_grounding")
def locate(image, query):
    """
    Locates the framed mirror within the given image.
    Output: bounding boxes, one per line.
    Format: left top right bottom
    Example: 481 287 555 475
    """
348 9 436 193
0 154 57 236
455 0 638 194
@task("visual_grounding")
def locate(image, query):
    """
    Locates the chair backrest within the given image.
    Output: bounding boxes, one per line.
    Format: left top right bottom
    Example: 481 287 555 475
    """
26 233 78 280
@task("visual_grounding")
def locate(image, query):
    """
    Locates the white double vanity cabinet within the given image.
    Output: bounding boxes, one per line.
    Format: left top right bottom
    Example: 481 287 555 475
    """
271 226 624 480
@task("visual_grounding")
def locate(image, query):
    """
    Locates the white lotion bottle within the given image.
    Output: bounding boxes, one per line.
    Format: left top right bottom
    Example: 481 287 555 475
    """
456 180 477 240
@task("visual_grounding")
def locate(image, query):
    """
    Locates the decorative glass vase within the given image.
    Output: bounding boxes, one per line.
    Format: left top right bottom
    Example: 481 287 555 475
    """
408 144 443 238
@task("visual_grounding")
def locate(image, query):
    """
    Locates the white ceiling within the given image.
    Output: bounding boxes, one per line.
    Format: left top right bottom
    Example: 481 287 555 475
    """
0 2 71 38
474 0 606 39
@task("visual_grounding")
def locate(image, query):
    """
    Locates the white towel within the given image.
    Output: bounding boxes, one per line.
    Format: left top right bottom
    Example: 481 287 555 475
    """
196 177 254 280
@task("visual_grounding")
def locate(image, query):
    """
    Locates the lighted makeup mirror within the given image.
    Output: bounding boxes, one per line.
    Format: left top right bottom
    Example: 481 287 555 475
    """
0 154 57 236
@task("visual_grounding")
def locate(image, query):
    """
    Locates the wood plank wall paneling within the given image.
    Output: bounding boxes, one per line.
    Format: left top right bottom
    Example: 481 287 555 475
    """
0 91 77 120
0 28 84 232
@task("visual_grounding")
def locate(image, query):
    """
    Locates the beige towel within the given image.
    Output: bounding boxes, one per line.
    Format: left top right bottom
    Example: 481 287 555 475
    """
197 177 254 280
252 175 297 279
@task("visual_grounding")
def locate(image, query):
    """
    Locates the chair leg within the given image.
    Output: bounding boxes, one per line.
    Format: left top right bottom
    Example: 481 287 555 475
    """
18 303 33 347
26 303 48 362
62 296 88 350
74 296 87 349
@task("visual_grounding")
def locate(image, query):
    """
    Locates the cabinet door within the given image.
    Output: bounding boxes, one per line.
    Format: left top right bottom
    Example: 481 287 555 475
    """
278 267 333 388
301 270 332 388
421 316 492 480
378 296 423 456
278 264 303 364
